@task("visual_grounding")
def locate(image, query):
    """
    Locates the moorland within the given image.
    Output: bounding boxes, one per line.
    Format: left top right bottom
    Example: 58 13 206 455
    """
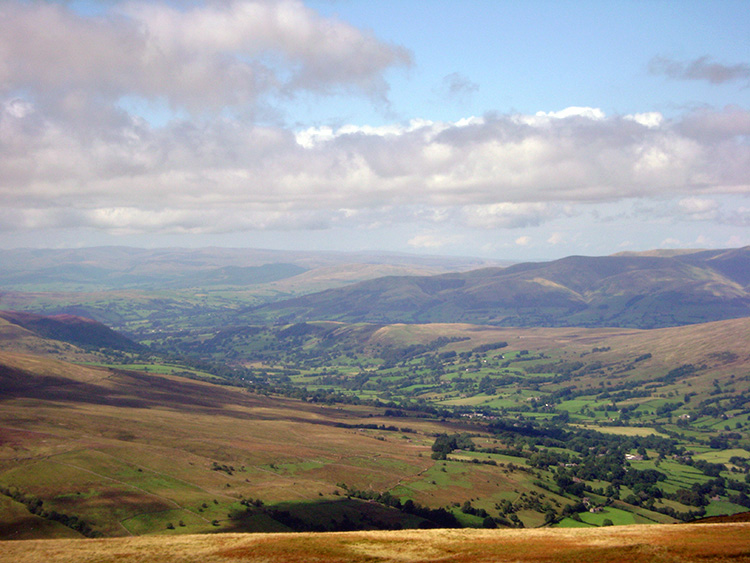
0 246 749 561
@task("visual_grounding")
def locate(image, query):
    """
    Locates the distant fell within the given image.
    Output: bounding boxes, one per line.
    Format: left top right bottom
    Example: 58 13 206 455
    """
0 247 500 291
254 246 750 328
0 311 140 352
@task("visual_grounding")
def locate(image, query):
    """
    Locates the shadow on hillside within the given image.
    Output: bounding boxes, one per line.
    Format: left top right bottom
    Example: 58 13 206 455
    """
0 362 251 413
0 362 361 426
216 498 439 534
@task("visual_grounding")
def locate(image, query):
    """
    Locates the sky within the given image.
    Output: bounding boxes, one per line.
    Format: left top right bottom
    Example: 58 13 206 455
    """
0 0 748 261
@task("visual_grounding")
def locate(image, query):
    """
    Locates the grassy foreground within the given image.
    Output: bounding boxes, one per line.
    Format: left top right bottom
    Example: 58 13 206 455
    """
1 523 749 563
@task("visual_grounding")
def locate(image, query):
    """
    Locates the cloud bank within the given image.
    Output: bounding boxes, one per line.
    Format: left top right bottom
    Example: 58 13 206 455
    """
0 1 748 243
2 96 749 234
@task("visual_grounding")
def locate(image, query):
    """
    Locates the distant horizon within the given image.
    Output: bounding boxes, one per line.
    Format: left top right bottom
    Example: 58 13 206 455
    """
2 242 746 266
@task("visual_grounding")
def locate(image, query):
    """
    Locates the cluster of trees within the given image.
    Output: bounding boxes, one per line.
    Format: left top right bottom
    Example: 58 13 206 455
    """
210 461 238 475
431 433 476 459
0 486 99 537
338 485 460 528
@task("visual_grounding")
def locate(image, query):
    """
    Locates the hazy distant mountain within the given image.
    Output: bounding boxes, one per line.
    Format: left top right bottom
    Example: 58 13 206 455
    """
0 247 502 291
254 247 750 328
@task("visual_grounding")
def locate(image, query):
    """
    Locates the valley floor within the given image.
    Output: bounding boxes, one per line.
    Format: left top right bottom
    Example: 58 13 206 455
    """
0 523 749 563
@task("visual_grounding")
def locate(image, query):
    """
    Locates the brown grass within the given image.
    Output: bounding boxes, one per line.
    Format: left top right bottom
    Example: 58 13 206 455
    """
0 351 477 536
0 523 748 563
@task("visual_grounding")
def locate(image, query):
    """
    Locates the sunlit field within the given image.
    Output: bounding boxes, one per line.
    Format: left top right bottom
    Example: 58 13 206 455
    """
1 523 749 563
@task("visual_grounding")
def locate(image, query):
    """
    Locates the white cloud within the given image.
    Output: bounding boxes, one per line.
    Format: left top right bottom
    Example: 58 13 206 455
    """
515 236 531 246
2 7 750 246
624 112 664 128
2 102 749 236
677 197 720 221
535 107 606 120
295 117 484 148
461 203 557 229
728 207 750 227
661 237 681 247
547 232 564 245
407 233 460 249
670 197 750 227
295 118 438 148
727 235 747 247
0 0 411 114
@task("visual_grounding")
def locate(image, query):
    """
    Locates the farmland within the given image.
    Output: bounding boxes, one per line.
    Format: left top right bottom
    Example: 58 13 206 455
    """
1 317 749 538
1 247 749 542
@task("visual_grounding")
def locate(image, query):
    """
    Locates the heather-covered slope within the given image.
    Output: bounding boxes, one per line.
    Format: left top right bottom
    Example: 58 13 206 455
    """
0 311 140 352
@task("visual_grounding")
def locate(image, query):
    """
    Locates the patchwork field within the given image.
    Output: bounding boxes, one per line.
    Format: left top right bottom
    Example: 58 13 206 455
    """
2 303 750 542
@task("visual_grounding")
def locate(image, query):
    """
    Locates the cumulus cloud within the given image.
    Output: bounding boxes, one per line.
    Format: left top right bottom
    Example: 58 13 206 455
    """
547 232 564 245
1 1 749 242
624 112 664 128
407 233 462 249
0 0 411 114
534 107 606 120
461 203 559 229
661 237 682 247
515 236 531 246
649 55 750 85
669 197 750 227
2 97 749 236
677 197 720 221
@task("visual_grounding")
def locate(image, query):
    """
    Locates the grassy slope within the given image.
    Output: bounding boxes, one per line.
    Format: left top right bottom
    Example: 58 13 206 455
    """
0 496 83 541
364 317 750 381
0 351 489 538
0 523 749 563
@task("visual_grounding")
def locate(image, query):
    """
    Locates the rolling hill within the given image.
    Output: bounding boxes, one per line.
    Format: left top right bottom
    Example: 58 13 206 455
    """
0 247 503 334
1 310 749 541
0 311 140 353
1 246 750 549
0 349 448 538
253 247 750 328
0 247 499 292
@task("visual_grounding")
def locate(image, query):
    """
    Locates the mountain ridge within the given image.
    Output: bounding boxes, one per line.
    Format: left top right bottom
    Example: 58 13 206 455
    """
0 247 502 291
252 246 750 328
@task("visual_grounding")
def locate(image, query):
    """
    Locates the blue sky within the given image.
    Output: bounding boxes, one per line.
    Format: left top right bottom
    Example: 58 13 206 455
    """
300 0 748 122
0 0 748 260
